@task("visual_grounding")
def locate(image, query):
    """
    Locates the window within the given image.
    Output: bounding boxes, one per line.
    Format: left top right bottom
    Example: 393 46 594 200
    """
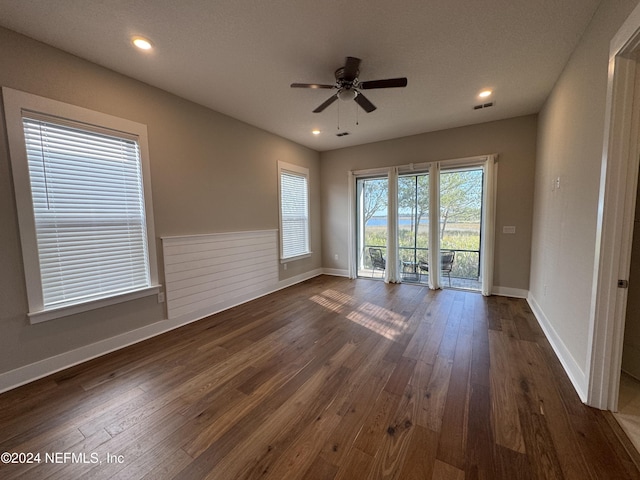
3 87 159 323
278 161 310 260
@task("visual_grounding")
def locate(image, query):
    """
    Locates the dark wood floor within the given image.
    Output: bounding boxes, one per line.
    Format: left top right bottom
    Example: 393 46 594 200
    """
0 275 639 479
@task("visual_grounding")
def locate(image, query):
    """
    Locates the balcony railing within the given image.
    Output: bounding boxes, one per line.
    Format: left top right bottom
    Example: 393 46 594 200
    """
360 245 481 284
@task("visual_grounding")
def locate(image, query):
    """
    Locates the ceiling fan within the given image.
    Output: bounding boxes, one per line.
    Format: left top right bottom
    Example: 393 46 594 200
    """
291 56 408 113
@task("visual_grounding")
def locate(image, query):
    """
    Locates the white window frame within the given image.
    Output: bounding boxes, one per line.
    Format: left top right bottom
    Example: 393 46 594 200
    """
278 161 311 262
3 87 160 323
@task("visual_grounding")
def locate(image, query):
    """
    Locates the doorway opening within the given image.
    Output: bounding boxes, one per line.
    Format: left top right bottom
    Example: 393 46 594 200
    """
356 176 389 279
614 159 640 451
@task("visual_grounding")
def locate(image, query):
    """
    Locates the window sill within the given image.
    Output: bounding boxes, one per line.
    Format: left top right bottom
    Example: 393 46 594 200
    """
28 285 161 324
280 252 312 263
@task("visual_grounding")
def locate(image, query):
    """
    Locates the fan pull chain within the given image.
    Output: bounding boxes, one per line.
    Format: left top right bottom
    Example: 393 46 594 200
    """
337 99 340 130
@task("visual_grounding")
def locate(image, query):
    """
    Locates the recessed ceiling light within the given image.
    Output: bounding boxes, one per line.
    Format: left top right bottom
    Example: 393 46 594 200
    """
479 90 492 98
132 36 153 50
312 130 321 135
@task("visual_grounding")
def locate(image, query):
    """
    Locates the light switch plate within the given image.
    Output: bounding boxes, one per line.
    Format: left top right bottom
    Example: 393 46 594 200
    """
503 226 516 234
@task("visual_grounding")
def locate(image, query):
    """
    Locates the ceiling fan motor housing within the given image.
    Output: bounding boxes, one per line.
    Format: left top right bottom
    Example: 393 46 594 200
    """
335 66 359 87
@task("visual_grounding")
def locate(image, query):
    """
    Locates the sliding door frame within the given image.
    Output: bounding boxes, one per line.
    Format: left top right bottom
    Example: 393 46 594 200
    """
349 154 497 294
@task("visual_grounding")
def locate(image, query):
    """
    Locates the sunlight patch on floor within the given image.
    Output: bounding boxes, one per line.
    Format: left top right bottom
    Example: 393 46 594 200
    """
346 302 407 340
310 289 355 313
310 288 406 340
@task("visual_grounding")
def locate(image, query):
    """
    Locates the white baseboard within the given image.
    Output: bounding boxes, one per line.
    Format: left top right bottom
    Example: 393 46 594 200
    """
323 268 350 277
276 268 324 289
0 268 324 394
527 293 588 402
492 286 528 298
0 319 173 394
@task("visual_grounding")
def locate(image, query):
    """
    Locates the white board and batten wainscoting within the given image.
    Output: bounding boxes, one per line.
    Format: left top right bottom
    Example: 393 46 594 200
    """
162 229 279 322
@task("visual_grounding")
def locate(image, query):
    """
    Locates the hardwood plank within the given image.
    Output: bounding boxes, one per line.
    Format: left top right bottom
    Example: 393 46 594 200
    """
437 297 473 469
465 384 498 480
263 409 341 480
301 456 339 480
470 294 491 389
416 354 453 432
518 410 564 480
47 398 189 480
139 448 193 480
396 424 438 480
416 290 455 365
430 291 462 361
516 340 594 480
401 291 437 360
500 320 565 480
317 354 395 467
431 459 465 480
488 330 526 453
494 444 534 480
366 382 418 479
203 364 352 479
569 407 640 480
384 356 417 396
195 341 357 479
0 381 146 451
175 326 352 479
334 447 374 480
352 389 402 457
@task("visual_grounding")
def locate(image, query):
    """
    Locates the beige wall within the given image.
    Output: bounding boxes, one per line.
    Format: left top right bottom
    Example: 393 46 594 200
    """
0 27 320 376
530 0 640 387
319 114 537 292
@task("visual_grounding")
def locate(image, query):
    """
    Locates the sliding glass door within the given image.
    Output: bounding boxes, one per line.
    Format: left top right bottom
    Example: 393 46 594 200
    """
439 167 483 290
356 177 388 277
398 174 429 282
355 160 492 292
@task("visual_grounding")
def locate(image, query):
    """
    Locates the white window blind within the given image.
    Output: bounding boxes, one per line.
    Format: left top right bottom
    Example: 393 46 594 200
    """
22 116 151 309
279 167 310 259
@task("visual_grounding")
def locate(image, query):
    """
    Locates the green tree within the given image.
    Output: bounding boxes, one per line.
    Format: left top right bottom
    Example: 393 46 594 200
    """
439 170 482 241
362 178 388 224
398 174 429 247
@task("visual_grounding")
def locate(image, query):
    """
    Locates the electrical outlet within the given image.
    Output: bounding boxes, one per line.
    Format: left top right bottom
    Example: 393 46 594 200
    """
334 254 339 261
284 263 288 270
158 292 165 303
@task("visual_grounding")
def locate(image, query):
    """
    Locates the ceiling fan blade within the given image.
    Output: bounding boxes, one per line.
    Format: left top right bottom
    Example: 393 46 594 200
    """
291 83 335 89
359 77 408 89
354 92 376 113
343 57 361 81
313 94 338 113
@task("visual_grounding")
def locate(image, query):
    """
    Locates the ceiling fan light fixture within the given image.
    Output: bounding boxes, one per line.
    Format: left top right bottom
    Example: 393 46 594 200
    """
312 129 321 135
338 88 357 102
479 89 492 98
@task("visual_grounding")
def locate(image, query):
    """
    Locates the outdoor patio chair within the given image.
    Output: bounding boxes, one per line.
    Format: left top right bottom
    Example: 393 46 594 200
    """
418 251 455 286
369 247 386 277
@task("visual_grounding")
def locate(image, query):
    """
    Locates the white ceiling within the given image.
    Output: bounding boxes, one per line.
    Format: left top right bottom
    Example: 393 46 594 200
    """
0 0 601 152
